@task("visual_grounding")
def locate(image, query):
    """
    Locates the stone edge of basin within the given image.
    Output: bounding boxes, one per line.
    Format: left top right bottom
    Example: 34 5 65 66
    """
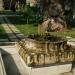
23 34 67 44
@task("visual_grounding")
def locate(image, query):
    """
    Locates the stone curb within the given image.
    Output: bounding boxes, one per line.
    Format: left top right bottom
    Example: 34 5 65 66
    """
0 42 16 46
0 52 7 75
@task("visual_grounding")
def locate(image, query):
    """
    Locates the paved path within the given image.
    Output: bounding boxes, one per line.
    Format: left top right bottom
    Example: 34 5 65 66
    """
0 16 17 42
0 45 29 75
4 16 24 39
0 17 9 42
0 16 24 42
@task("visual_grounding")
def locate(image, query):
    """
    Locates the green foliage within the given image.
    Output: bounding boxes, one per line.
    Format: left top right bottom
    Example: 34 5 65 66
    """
21 5 43 24
26 15 43 24
22 5 38 16
20 4 43 24
23 5 32 15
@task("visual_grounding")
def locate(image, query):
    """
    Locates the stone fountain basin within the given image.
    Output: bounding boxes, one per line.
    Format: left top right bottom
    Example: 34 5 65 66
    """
16 34 74 75
23 34 67 52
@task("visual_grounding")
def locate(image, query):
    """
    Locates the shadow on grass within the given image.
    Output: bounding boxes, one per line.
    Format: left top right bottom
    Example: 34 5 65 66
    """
0 10 23 15
0 24 8 39
6 16 39 26
0 33 8 39
0 10 39 26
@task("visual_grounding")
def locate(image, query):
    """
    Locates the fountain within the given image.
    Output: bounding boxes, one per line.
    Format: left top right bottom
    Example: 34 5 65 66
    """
16 0 75 75
16 33 75 75
16 33 75 66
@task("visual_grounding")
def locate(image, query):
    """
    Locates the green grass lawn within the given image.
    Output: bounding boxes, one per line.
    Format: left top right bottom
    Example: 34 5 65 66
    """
16 24 38 35
0 25 8 39
49 29 75 38
7 16 75 38
7 16 38 35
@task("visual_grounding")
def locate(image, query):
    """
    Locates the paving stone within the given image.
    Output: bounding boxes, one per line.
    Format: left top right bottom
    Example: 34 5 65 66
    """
3 16 24 41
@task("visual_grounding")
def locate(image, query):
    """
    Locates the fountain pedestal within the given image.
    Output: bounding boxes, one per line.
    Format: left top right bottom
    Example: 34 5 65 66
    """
16 34 74 75
30 63 72 75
